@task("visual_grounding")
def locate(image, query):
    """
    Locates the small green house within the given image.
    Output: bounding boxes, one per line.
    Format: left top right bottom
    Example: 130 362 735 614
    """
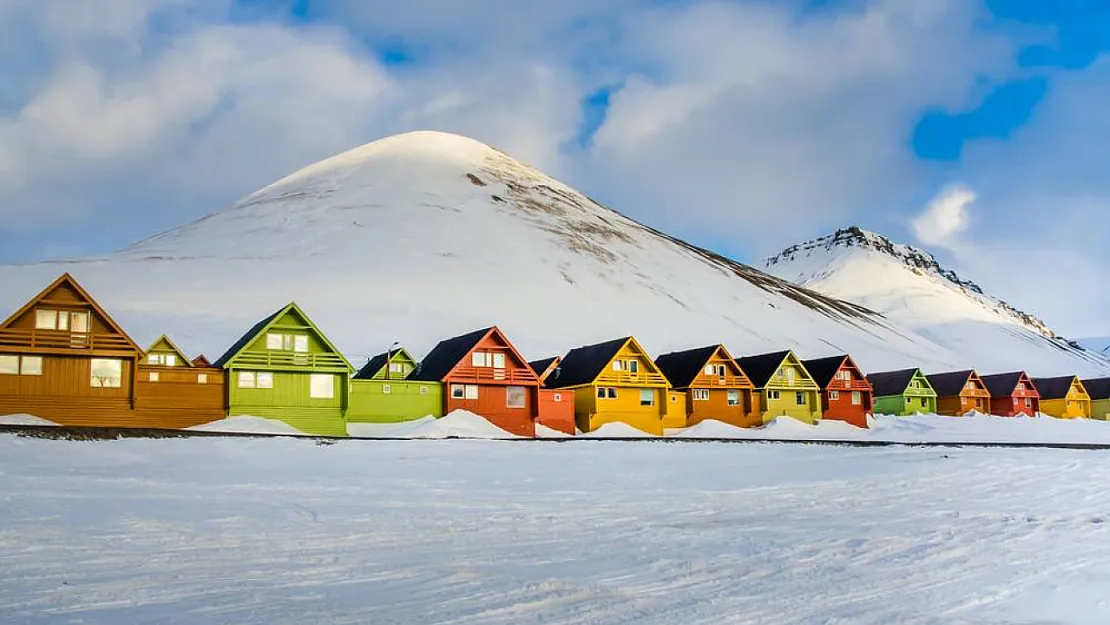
214 302 353 436
348 347 443 424
143 335 193 367
867 368 938 416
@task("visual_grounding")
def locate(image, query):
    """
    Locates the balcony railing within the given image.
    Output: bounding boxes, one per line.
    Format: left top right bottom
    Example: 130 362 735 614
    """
450 366 535 383
232 351 349 370
0 328 135 352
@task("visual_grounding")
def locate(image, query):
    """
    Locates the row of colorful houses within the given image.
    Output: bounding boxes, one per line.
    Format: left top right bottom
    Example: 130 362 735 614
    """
2 274 1109 437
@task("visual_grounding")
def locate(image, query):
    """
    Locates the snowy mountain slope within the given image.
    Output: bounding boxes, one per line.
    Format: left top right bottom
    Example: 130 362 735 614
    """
763 227 1110 376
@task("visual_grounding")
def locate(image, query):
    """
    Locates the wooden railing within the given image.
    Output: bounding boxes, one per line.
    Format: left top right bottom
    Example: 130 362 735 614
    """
231 351 349 370
0 328 135 352
450 366 535 383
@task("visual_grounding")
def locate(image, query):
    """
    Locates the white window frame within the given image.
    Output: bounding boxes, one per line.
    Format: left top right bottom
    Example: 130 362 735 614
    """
851 391 862 406
419 385 429 395
795 391 806 406
553 393 562 402
693 389 710 401
256 372 274 389
35 309 58 330
309 374 334 399
90 358 123 389
0 355 20 375
727 390 740 406
238 372 256 388
830 390 840 401
148 371 160 382
768 390 781 401
506 386 526 408
628 360 639 374
293 335 309 353
197 373 208 385
612 361 623 371
451 384 465 399
464 384 479 400
266 333 284 350
607 387 617 399
20 356 43 376
382 384 392 395
704 365 715 375
640 389 654 407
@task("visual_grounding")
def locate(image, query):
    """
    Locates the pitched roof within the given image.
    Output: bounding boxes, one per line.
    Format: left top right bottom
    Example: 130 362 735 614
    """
980 372 1027 397
213 302 352 371
192 355 213 367
926 370 975 397
654 346 719 389
1 273 141 353
801 355 849 389
1081 377 1110 400
355 351 391 380
867 369 922 397
736 351 790 388
144 335 194 367
1030 376 1079 400
547 337 630 389
529 357 558 378
408 327 492 382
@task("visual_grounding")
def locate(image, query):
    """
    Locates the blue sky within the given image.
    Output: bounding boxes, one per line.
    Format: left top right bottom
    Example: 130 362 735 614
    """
1 0 1109 335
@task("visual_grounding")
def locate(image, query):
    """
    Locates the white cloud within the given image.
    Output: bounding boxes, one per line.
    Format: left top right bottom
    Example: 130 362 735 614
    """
911 185 975 251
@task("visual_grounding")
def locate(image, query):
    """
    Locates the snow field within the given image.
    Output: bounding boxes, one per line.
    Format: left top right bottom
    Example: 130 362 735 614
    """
1 435 1109 624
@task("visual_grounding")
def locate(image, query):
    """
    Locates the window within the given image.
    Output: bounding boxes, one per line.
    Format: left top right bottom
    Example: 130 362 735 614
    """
607 387 617 399
419 386 429 395
554 393 562 402
197 374 208 385
492 353 505 369
266 333 284 350
786 368 796 383
0 355 19 375
506 386 526 408
309 374 334 399
704 365 715 375
147 353 179 366
693 389 710 401
852 391 862 406
20 356 42 376
906 397 913 404
148 355 160 365
1016 382 1025 392
830 391 840 401
777 368 785 379
90 359 123 388
767 390 781 400
238 372 256 388
148 372 159 382
165 354 177 367
965 381 975 390
597 387 607 399
628 360 639 374
472 351 503 368
910 380 921 389
35 310 56 330
256 372 274 389
727 390 740 406
838 370 852 381
640 389 654 406
382 384 392 395
451 384 465 399
293 335 308 353
612 360 623 371
389 362 409 375
1025 398 1032 408
921 397 928 407
795 392 806 406
465 385 479 400
670 394 678 402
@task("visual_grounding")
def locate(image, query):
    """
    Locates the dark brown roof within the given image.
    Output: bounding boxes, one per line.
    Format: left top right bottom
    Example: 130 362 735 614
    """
736 351 791 388
548 338 630 389
867 369 924 397
926 370 976 397
191 355 212 367
354 351 391 380
801 355 849 389
1081 377 1110 400
408 328 492 382
654 346 719 389
980 372 1028 397
1030 376 1078 400
529 357 558 378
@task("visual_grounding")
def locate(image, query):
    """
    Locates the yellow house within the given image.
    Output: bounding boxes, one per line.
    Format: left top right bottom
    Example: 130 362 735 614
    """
548 336 678 435
1031 376 1091 419
735 350 822 424
1082 378 1110 420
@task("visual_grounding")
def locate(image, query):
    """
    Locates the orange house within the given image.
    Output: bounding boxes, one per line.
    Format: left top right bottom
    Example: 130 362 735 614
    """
409 327 543 437
0 273 143 426
529 356 576 435
802 354 873 428
135 335 227 429
981 372 1040 417
654 345 760 428
926 370 991 416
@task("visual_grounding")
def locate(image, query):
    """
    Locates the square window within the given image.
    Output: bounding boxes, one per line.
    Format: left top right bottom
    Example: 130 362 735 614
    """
197 373 208 385
830 390 840 401
704 365 716 375
293 335 309 353
20 356 43 376
768 390 780 401
0 355 19 375
35 310 57 330
597 387 607 399
149 371 159 382
506 386 526 408
553 393 562 402
419 386 428 395
612 361 623 371
795 392 806 406
238 372 256 388
266 333 284 350
70 312 89 333
256 372 274 389
309 374 334 399
472 352 486 367
90 359 123 388
465 385 479 400
492 353 506 369
147 354 160 365
382 384 392 395
607 387 617 399
629 360 639 374
451 384 465 399
640 389 654 407
165 354 177 367
727 390 740 406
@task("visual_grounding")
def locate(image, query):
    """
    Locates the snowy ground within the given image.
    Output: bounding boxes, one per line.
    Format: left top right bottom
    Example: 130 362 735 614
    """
2 435 1110 624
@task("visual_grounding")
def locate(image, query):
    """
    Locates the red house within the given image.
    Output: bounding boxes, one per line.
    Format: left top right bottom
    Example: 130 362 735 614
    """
529 356 576 435
981 372 1040 417
802 354 873 428
409 327 543 437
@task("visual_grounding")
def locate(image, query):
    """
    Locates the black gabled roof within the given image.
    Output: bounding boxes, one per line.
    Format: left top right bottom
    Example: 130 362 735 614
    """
408 327 492 382
1031 376 1079 400
354 351 391 380
654 346 719 389
736 351 791 388
548 338 630 389
1081 377 1110 400
801 355 849 389
214 308 282 368
980 372 1027 397
927 370 976 397
529 357 558 378
867 368 921 397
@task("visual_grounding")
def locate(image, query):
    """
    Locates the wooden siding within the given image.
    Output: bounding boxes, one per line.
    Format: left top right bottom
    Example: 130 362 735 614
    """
135 365 226 428
228 371 346 435
818 359 873 428
445 385 536 437
0 355 138 425
935 372 991 417
440 328 542 437
1091 399 1110 421
988 374 1040 417
757 352 822 424
567 338 672 435
873 371 936 416
536 388 575 435
348 379 443 423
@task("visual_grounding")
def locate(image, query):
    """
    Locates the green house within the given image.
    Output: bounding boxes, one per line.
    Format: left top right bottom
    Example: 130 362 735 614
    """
214 302 353 436
867 368 938 416
143 335 193 367
348 347 443 424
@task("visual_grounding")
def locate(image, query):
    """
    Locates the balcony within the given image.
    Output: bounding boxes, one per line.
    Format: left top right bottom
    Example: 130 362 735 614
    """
0 328 135 353
232 351 349 371
450 365 535 384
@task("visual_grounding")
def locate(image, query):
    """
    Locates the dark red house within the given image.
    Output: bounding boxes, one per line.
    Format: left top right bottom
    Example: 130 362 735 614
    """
981 372 1040 417
802 354 873 428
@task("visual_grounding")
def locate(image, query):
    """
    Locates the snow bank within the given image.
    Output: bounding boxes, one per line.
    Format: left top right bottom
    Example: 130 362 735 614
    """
187 416 308 436
579 422 658 438
534 424 574 439
0 414 59 427
349 411 522 440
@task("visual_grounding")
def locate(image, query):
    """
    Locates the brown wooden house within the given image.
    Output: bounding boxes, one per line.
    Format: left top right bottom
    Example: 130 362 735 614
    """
0 273 143 425
135 335 226 429
409 327 545 437
529 356 576 435
926 370 991 416
981 372 1040 417
802 354 873 428
654 345 760 428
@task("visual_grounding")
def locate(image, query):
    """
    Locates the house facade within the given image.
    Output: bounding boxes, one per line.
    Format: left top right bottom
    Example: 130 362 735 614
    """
655 345 760 428
927 370 991 416
135 335 226 428
348 347 443 425
215 302 353 436
0 274 143 426
802 355 873 428
1032 376 1091 419
981 372 1040 417
548 337 675 435
736 351 821 425
867 369 937 416
1082 378 1110 420
528 356 576 435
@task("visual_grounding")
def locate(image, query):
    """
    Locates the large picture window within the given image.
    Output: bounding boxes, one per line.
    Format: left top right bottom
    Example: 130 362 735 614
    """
0 355 19 375
309 374 334 399
20 356 42 376
506 386 526 408
90 359 123 388
727 390 740 406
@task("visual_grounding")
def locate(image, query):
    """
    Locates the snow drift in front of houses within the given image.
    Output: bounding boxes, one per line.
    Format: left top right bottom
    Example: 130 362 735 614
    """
0 414 59 427
347 410 523 439
187 416 308 436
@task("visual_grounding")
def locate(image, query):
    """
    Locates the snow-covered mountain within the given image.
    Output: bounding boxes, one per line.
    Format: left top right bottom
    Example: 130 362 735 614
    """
763 227 1109 376
0 132 1103 376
